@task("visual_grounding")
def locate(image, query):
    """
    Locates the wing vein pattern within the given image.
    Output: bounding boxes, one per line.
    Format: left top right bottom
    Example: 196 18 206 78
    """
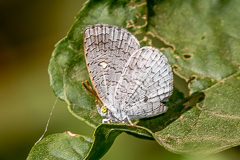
114 47 173 119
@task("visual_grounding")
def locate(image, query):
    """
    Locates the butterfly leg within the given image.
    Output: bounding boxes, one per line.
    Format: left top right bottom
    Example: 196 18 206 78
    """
114 114 126 124
107 110 114 123
100 109 117 124
102 118 110 123
126 116 133 126
109 111 126 124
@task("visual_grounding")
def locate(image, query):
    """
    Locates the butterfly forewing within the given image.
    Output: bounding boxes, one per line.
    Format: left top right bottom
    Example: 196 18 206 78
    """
113 46 173 119
84 24 140 108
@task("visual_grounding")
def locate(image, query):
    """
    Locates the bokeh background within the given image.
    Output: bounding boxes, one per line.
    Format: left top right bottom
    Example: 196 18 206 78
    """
0 0 239 160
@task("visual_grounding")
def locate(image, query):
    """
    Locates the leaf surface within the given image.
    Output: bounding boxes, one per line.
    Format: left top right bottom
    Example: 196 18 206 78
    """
47 0 240 157
28 132 92 160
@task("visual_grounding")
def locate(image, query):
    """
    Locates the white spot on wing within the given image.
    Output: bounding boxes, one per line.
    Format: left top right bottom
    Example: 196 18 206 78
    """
99 62 108 69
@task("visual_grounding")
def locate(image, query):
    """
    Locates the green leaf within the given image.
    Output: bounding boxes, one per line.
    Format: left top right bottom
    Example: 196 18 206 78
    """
49 38 101 127
154 72 240 155
85 124 153 160
48 0 240 157
27 132 93 160
152 1 240 93
145 0 240 155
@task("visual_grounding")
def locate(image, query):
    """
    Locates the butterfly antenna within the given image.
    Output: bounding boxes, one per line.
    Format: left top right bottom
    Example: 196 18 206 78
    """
85 80 97 95
82 81 103 104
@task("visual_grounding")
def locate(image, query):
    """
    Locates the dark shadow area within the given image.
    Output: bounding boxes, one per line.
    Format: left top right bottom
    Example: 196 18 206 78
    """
125 130 154 141
137 88 205 132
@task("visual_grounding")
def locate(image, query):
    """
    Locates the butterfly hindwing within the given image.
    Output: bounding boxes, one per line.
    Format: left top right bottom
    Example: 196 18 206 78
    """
113 46 173 119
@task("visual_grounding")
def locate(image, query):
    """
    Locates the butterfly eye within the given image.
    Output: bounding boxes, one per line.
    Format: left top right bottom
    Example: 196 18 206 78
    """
101 106 107 113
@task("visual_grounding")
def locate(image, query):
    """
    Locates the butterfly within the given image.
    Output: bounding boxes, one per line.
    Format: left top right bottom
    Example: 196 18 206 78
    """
83 24 173 125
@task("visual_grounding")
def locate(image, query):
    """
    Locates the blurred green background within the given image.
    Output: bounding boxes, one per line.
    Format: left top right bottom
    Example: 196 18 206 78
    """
0 0 239 160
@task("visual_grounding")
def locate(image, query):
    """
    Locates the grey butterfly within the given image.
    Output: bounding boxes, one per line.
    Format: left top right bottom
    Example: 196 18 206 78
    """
83 24 173 125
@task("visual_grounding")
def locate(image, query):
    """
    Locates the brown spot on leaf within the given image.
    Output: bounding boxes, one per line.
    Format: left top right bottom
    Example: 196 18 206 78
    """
173 54 179 59
211 79 215 82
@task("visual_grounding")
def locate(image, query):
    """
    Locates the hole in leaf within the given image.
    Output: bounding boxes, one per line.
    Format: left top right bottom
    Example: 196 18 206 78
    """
198 94 205 102
188 75 197 82
174 74 189 97
126 1 147 29
182 53 193 59
188 92 205 108
172 64 180 70
135 33 152 46
148 34 172 49
135 14 146 27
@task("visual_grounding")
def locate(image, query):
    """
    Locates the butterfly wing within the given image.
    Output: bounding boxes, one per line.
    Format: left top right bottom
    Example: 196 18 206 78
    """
84 24 140 108
114 46 173 119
